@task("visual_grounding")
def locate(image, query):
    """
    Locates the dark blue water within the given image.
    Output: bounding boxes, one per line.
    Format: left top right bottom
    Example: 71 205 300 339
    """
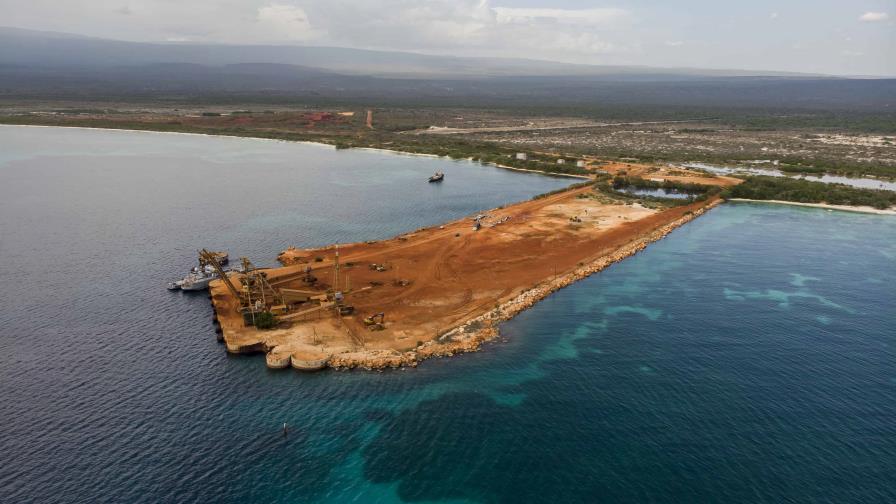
2 127 895 503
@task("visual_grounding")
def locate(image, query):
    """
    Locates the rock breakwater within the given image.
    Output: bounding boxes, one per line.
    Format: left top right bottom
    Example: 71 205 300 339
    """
326 199 721 370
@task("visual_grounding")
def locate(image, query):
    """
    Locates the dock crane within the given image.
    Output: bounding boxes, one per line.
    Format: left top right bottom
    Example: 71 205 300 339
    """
203 247 358 328
199 249 241 304
238 257 284 306
236 257 288 327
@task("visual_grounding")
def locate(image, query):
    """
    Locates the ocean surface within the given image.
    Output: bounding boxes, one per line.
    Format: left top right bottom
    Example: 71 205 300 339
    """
1 126 894 503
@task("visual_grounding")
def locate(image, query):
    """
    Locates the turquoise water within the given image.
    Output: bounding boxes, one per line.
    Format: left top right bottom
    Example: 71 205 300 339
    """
1 127 894 503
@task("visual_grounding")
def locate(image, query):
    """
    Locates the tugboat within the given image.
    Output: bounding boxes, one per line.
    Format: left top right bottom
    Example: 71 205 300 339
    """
428 171 444 183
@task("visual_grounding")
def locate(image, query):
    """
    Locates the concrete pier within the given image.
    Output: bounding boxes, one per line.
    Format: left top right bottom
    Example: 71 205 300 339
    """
291 351 330 371
265 351 292 369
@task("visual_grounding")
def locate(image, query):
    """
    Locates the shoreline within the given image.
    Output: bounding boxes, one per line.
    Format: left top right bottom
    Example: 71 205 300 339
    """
0 122 591 181
327 199 721 369
489 162 591 179
211 186 723 371
0 122 339 148
681 161 896 185
728 198 896 215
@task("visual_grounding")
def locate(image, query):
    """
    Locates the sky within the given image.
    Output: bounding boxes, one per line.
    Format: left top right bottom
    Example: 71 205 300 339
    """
3 0 895 76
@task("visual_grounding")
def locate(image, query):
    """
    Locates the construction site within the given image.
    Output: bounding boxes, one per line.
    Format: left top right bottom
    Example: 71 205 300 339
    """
208 162 739 370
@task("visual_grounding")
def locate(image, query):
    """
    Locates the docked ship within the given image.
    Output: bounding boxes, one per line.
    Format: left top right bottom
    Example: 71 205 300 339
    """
168 265 219 291
179 274 215 291
167 251 229 291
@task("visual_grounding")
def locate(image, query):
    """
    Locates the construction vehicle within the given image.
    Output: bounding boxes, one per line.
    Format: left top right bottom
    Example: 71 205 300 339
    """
363 312 385 331
302 266 317 284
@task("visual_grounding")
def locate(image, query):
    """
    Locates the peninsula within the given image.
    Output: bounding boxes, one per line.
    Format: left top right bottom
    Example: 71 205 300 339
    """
210 162 739 370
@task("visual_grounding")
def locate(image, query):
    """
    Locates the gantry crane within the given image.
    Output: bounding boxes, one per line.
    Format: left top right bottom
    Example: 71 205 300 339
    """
199 249 241 302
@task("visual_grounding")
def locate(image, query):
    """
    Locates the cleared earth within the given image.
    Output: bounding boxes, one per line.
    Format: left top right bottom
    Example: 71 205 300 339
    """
212 167 732 369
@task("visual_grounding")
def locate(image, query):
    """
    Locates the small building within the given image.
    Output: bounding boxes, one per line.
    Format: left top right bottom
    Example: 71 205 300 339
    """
557 159 566 165
576 160 587 168
515 152 528 161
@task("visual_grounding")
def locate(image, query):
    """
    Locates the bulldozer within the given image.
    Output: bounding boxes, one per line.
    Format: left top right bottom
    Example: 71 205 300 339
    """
363 312 385 331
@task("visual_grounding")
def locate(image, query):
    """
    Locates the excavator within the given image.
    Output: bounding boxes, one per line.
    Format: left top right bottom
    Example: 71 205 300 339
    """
363 312 385 331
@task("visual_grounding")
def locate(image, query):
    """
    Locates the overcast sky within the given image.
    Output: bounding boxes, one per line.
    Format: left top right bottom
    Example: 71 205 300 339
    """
3 0 894 76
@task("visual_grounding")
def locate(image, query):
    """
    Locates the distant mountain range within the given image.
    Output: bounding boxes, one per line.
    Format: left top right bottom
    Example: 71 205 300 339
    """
1 26 893 111
0 26 830 79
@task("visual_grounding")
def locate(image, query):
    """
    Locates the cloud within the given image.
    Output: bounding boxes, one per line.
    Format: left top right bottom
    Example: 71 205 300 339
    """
0 0 635 61
295 1 632 60
492 7 629 26
2 0 895 75
256 3 322 41
859 12 889 22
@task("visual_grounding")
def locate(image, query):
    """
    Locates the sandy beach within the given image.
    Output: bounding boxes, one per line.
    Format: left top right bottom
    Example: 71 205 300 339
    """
728 198 896 215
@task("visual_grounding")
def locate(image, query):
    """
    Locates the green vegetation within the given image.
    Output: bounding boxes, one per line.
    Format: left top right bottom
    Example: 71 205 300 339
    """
554 147 896 181
593 175 721 208
253 312 276 329
774 158 895 179
724 176 896 210
2 104 893 180
531 181 593 200
0 114 590 178
471 154 588 176
610 176 720 197
722 111 896 135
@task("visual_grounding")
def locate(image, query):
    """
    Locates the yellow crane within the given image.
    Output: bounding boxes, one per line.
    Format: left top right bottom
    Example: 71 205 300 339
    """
198 249 241 302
